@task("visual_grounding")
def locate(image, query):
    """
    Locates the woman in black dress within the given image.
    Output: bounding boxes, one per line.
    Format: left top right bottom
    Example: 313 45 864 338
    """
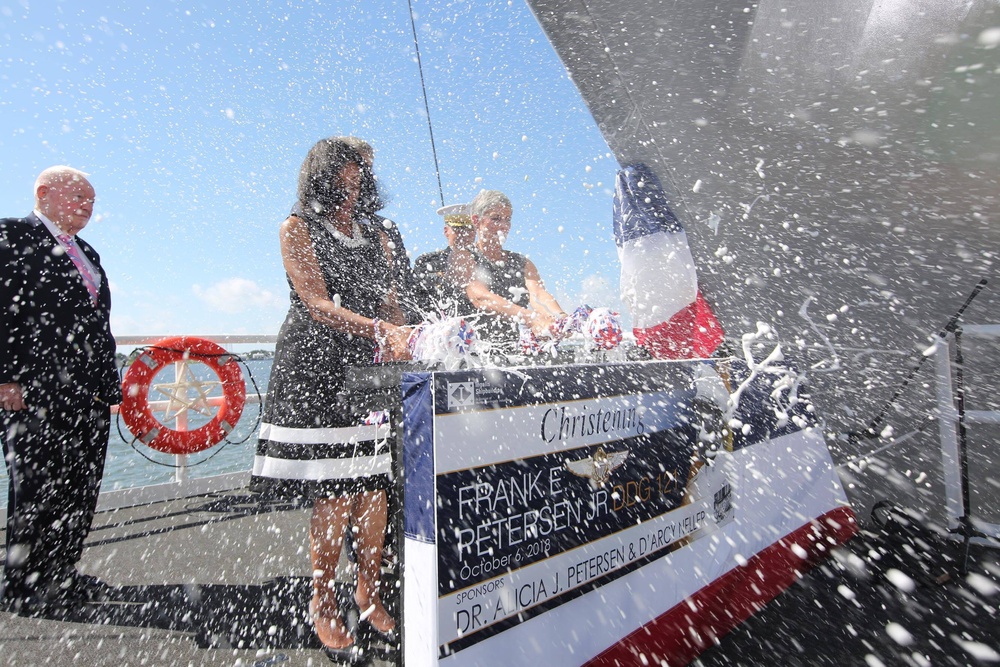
450 189 567 351
251 138 409 662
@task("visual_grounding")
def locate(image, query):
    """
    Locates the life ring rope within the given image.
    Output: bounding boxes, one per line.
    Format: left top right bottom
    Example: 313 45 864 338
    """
118 336 262 458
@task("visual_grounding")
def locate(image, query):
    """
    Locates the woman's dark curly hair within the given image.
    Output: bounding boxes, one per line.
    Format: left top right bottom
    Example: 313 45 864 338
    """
296 138 364 216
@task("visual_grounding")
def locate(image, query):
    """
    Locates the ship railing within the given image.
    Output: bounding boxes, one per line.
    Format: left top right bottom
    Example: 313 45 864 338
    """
11 333 994 521
934 324 1000 541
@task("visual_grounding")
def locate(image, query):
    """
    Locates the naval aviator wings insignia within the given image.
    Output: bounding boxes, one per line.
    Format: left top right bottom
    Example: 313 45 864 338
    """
565 446 630 488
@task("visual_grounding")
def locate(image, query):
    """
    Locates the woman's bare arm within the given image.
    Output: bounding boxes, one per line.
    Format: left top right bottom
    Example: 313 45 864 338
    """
449 249 557 336
524 259 567 318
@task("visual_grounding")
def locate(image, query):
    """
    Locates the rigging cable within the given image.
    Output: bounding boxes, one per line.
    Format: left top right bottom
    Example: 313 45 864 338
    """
407 0 446 207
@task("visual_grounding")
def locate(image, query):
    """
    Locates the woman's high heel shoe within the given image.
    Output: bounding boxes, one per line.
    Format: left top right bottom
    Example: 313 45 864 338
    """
354 597 397 647
322 644 366 665
311 598 365 664
357 618 398 646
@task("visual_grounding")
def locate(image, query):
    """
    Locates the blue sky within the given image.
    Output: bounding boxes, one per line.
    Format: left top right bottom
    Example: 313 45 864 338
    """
0 0 624 338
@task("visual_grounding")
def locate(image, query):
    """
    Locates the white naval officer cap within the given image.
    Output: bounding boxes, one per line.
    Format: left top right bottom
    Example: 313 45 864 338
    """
436 203 472 227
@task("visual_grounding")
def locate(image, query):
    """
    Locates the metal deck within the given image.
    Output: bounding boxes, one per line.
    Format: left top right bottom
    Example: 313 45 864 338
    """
3 487 999 666
1 488 396 667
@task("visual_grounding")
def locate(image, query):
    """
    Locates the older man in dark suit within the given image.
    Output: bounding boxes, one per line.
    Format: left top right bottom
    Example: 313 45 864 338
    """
0 166 122 616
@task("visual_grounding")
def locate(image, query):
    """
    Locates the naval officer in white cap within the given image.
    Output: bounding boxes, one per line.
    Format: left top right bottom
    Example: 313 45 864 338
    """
411 203 476 316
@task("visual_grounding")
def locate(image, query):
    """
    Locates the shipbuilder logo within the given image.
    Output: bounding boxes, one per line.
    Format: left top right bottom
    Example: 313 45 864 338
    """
713 483 733 523
447 381 475 409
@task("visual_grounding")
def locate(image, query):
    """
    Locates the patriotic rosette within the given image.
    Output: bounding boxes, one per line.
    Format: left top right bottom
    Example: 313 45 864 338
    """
554 304 624 351
516 305 623 355
584 307 624 351
565 304 594 335
407 317 478 368
518 324 542 355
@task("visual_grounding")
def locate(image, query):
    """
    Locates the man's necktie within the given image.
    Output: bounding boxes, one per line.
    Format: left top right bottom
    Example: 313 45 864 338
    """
58 234 99 303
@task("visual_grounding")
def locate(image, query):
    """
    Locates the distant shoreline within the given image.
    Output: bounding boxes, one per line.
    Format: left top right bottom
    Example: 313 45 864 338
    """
115 349 274 367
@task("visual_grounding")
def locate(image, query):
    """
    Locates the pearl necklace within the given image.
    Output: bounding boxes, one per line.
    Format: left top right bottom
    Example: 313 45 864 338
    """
322 219 369 248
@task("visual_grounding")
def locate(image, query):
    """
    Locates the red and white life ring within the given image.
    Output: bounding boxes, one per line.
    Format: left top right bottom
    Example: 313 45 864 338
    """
120 336 247 455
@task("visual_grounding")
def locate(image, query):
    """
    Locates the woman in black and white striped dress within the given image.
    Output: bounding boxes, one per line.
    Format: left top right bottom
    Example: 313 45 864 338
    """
251 137 410 663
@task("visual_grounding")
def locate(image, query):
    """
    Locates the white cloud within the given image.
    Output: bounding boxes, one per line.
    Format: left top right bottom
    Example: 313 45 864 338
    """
192 278 284 314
